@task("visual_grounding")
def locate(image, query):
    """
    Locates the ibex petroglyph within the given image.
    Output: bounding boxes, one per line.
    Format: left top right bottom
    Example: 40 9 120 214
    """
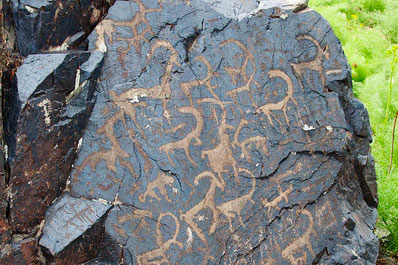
159 107 204 166
257 70 298 127
137 212 183 265
216 168 256 232
180 171 224 244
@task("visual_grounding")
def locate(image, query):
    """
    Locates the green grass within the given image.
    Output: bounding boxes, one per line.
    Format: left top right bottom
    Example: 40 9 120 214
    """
309 0 398 253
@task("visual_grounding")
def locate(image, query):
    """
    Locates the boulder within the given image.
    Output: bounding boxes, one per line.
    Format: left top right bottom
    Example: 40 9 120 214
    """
1 0 379 264
9 0 115 56
4 51 104 234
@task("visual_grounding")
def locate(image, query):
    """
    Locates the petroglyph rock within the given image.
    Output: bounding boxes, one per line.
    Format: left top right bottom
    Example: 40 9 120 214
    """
1 0 378 264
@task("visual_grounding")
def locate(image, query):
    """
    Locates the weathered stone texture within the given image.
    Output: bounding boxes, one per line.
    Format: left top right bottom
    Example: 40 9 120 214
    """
10 0 115 56
39 193 111 256
5 52 104 233
1 0 379 264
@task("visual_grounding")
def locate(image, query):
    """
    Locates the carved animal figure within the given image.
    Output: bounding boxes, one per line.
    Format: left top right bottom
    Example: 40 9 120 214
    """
261 185 293 214
94 0 161 77
159 107 204 166
257 70 298 126
139 171 175 202
118 40 180 104
114 208 153 239
290 35 330 91
216 168 256 232
281 209 316 264
232 111 268 162
72 110 135 186
222 39 260 108
180 171 224 244
180 56 220 106
136 212 183 265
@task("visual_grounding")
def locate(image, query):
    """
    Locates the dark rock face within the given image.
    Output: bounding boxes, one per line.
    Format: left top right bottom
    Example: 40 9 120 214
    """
1 0 379 264
10 0 115 56
1 50 104 263
5 51 104 233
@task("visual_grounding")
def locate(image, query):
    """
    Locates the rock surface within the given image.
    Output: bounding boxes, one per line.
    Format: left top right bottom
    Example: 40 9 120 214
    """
10 0 115 56
1 0 379 264
39 193 111 256
5 51 104 233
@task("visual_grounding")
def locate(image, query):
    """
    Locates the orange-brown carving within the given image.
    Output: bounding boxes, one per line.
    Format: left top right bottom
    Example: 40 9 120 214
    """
261 185 293 214
73 110 135 184
115 208 153 239
222 39 260 108
136 212 183 265
159 107 204 167
117 40 180 107
180 171 224 244
200 94 238 184
232 110 268 162
67 206 96 233
257 70 298 127
118 208 153 224
94 0 161 76
281 209 315 264
260 162 303 214
180 56 220 106
315 200 337 229
216 168 256 232
260 258 278 265
201 106 236 185
139 171 175 203
109 90 148 138
290 35 330 90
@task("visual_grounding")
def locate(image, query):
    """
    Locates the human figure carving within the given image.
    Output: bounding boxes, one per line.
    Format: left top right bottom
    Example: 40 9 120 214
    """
257 70 298 126
200 98 237 185
159 107 204 167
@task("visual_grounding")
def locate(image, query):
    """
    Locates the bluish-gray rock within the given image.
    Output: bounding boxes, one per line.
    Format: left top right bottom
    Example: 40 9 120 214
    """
39 193 111 255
